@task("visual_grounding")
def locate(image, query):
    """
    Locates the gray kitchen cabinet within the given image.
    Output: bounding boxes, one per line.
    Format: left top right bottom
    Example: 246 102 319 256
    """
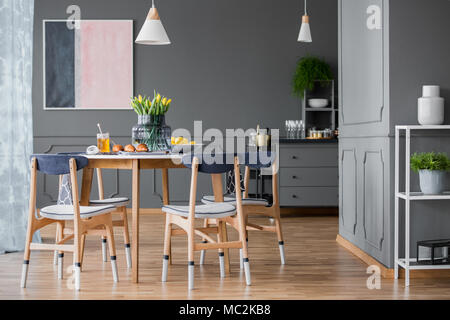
280 146 339 167
279 142 338 207
339 0 389 138
339 0 392 267
280 167 338 187
339 137 392 265
280 187 339 207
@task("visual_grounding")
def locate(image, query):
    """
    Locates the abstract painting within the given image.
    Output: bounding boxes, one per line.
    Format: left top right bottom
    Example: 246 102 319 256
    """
43 20 133 110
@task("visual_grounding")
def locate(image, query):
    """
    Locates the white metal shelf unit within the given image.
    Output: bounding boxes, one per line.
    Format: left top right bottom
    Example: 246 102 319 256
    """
394 125 450 287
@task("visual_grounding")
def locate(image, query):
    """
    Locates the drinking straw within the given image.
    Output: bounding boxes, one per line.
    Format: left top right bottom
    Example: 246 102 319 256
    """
97 123 103 135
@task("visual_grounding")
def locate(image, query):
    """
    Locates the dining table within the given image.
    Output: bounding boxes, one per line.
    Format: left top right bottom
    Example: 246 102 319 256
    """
78 153 231 283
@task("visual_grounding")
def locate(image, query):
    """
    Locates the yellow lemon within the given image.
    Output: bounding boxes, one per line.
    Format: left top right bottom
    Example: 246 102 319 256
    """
190 141 196 145
175 137 184 144
171 137 176 144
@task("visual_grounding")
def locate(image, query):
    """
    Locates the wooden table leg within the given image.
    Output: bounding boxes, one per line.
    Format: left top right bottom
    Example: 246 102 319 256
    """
161 168 172 264
211 174 230 274
80 168 94 206
132 159 140 283
162 168 170 205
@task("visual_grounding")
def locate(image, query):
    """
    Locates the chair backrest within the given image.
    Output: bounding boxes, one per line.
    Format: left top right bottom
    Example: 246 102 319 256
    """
182 154 234 174
239 151 278 205
183 154 242 222
57 152 105 200
58 174 73 205
32 154 88 175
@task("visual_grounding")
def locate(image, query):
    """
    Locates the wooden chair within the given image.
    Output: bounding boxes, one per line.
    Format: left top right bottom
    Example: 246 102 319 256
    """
161 154 250 290
53 169 131 270
201 152 285 267
21 155 119 291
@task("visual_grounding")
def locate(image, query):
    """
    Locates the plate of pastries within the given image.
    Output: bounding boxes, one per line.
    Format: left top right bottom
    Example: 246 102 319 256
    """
113 144 169 155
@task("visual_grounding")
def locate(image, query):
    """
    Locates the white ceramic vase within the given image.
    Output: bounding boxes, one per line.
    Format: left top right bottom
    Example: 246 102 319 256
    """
418 85 445 125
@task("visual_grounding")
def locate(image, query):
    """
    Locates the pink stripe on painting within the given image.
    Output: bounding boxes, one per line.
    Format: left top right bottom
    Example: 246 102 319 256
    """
79 20 133 109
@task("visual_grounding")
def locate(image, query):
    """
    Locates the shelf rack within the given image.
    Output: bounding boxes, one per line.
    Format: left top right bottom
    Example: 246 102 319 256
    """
394 125 450 287
302 80 337 131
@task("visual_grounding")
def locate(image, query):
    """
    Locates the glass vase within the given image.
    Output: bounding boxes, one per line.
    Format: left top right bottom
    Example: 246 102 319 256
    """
131 115 171 152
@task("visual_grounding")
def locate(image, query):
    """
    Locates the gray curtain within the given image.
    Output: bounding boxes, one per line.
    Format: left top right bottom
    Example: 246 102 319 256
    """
0 0 37 254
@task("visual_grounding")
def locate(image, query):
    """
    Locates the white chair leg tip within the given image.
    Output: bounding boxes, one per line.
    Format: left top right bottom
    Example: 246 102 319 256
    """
125 246 132 269
243 261 251 286
219 254 225 278
162 257 169 282
111 258 119 282
188 263 194 290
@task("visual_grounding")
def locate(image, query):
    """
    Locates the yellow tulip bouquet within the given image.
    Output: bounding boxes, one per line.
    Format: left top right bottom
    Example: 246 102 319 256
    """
131 90 172 116
130 90 173 151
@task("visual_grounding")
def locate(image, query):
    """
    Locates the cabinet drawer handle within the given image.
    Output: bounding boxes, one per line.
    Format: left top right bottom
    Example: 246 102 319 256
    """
292 155 297 159
292 194 298 199
292 175 297 179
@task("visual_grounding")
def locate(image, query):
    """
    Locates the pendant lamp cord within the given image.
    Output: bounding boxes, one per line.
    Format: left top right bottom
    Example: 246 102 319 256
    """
152 0 155 8
304 0 307 15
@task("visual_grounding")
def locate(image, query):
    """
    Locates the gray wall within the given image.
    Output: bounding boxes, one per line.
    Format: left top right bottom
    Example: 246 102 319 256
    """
33 0 338 207
389 0 450 131
389 0 450 262
339 0 450 267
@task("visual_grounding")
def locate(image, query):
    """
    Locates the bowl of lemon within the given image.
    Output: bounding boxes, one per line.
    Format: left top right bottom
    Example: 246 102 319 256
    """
171 136 196 145
171 137 200 154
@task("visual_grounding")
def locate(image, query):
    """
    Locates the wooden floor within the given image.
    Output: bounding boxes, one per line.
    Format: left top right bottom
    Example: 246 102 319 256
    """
1 214 450 300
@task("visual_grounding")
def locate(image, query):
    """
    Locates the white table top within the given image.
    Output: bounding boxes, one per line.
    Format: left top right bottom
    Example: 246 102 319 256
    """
83 153 183 160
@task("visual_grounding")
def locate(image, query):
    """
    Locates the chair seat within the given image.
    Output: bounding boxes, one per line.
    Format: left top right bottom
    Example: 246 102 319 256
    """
89 197 129 207
201 195 269 206
40 205 116 221
162 203 236 219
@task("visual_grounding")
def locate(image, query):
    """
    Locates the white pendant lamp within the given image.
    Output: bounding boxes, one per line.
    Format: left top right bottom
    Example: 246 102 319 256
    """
136 0 171 45
298 0 312 42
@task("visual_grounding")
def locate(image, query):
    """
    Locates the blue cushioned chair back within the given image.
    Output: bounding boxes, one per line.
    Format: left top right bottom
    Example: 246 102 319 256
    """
239 152 275 169
182 154 234 174
32 154 89 175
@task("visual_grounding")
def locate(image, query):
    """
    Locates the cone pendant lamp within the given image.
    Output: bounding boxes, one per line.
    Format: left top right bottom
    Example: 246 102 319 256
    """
298 0 312 42
136 0 171 45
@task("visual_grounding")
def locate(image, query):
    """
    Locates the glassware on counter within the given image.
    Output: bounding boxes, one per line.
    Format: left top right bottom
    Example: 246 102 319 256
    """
298 120 305 139
285 120 305 139
308 128 333 139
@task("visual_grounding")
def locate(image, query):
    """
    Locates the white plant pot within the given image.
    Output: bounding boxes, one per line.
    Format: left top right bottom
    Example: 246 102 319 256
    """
418 85 445 125
419 170 446 194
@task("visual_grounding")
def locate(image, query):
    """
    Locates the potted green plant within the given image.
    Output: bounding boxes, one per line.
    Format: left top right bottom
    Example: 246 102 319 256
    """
410 152 450 194
292 56 333 98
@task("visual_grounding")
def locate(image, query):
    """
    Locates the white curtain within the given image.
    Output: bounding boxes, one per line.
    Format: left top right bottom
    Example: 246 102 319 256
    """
0 0 36 254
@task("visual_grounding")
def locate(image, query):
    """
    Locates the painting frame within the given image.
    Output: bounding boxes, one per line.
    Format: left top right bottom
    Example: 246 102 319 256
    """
43 19 134 111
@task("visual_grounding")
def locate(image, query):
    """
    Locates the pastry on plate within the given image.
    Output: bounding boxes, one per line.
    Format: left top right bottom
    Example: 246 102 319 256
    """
112 144 124 153
124 144 135 152
136 144 149 152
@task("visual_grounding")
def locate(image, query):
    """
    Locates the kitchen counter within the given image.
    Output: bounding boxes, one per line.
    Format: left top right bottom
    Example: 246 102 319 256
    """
279 137 338 144
277 140 338 207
